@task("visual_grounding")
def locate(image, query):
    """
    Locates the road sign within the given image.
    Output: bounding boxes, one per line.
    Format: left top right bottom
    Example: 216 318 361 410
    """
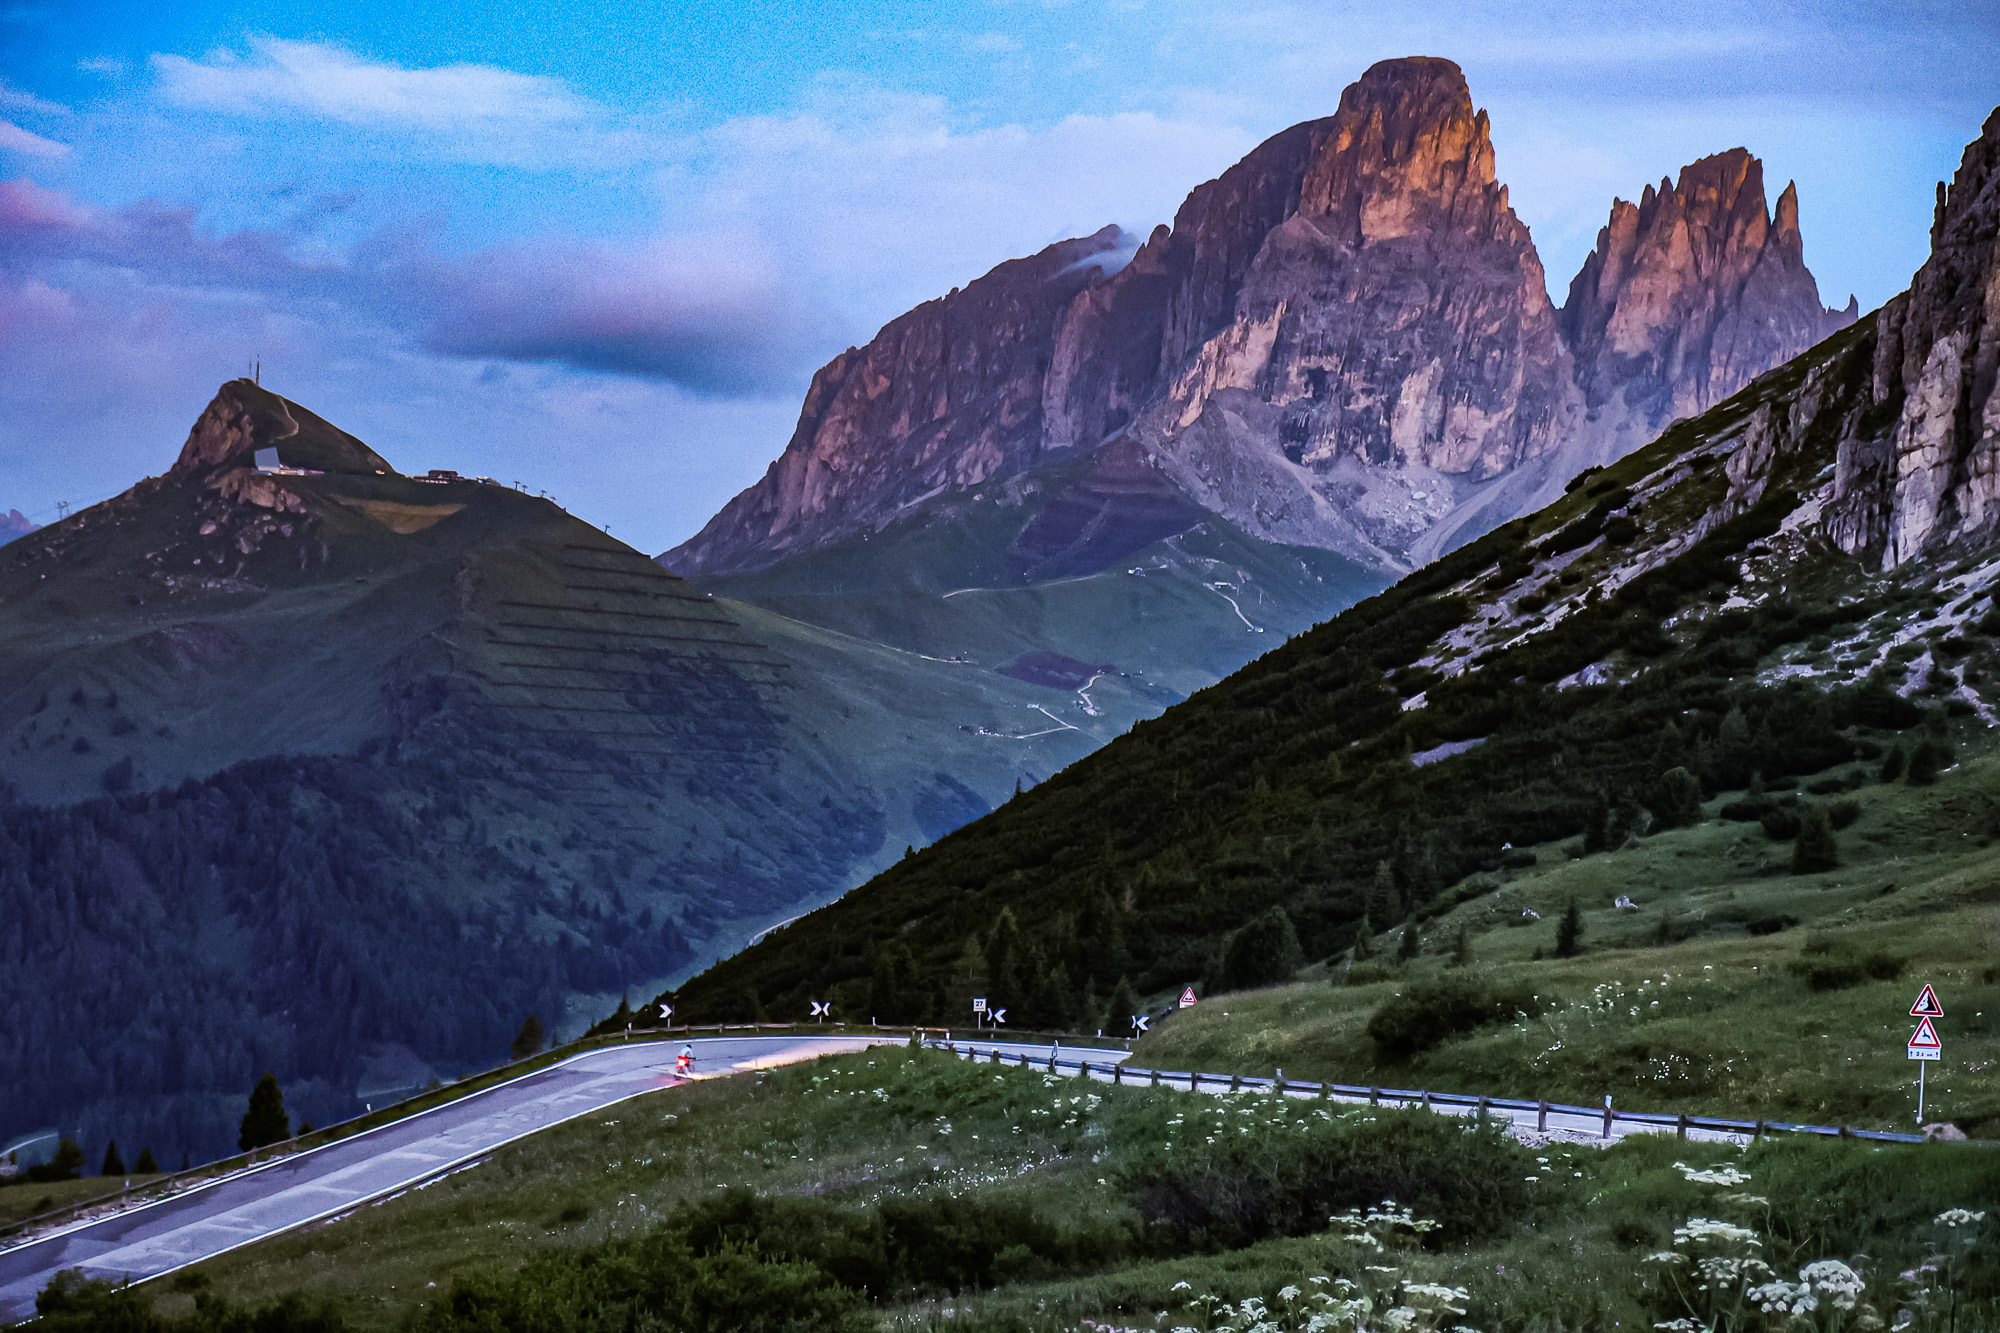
972 997 987 1013
1910 984 1944 1018
1131 1014 1149 1035
658 1003 673 1020
1178 986 1198 1008
809 1000 830 1019
990 1008 1007 1025
1908 1015 1942 1059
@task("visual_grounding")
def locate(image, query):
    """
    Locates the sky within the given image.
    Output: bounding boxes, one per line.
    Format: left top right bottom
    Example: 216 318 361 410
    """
1 1 1995 553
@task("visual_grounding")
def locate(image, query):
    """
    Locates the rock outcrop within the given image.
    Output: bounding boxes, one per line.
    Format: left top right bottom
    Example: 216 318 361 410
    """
669 58 1854 579
670 228 1133 576
1562 149 1857 450
172 378 393 478
1825 107 2000 567
0 509 34 543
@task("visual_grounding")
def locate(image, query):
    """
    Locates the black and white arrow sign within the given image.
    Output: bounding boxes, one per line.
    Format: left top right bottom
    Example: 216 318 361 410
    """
1131 1014 1149 1034
658 1003 674 1020
990 1008 1007 1025
810 1000 831 1019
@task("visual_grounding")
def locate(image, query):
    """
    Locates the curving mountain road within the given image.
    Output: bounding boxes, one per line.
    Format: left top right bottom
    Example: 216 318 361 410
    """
0 1034 907 1324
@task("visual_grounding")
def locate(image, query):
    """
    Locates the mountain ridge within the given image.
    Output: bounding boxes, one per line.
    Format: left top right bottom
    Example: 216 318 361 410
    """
656 103 2000 1035
669 56 1852 585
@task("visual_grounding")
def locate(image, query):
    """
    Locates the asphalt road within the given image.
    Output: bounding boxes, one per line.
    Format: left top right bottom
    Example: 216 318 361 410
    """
0 1033 900 1325
6 1029 1777 1325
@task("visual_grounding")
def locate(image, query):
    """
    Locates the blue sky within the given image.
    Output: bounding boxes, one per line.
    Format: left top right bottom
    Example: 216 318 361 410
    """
2 0 1996 551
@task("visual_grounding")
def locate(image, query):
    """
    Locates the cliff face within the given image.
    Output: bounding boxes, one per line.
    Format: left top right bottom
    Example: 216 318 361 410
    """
670 228 1131 576
670 57 1854 580
1826 108 2000 568
1562 150 1857 446
1130 57 1576 565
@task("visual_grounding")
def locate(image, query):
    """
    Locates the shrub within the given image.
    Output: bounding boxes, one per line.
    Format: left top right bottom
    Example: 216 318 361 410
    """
1220 907 1305 992
1653 767 1704 828
415 1233 869 1333
1124 1107 1534 1253
1827 797 1861 829
1786 939 1907 991
1880 743 1907 782
1367 975 1542 1056
1760 806 1803 841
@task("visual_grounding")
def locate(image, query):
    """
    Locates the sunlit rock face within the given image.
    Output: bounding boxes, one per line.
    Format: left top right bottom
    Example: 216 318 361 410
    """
1563 149 1858 448
670 58 1855 580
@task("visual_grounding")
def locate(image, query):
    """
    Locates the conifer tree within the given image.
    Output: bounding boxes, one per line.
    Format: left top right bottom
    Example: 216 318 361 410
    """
1396 919 1422 963
1881 743 1907 783
510 1014 545 1062
133 1147 159 1174
100 1140 124 1177
1351 911 1375 962
238 1073 291 1151
1106 976 1139 1035
1907 738 1948 786
1554 899 1583 958
1449 924 1472 967
1793 802 1839 873
1366 861 1397 926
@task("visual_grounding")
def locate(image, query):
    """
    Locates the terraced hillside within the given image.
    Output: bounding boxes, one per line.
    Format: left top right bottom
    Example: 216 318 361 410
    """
0 382 1164 1164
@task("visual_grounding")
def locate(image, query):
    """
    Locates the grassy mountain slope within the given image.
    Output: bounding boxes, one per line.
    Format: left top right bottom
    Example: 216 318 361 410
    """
0 383 1181 1164
662 290 2000 1130
108 1047 2000 1333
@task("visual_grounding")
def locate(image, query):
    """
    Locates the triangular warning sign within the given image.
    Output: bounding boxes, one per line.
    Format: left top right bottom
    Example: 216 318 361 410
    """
1910 984 1944 1018
1179 986 1198 1008
1908 1016 1942 1049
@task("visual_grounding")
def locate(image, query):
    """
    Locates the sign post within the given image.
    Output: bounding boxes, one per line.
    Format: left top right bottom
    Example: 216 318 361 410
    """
658 1003 674 1026
810 1000 830 1024
972 997 987 1031
1907 986 1944 1124
1131 1013 1150 1037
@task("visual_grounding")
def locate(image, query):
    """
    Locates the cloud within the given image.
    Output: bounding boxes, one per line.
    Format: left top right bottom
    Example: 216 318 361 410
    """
0 120 68 157
149 38 661 167
0 82 67 116
407 237 815 395
0 176 812 396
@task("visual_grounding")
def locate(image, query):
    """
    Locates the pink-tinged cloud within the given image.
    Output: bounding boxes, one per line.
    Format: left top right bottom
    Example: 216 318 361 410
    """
0 178 812 396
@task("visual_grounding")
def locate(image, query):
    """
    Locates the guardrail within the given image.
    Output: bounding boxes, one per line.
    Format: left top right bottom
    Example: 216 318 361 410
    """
0 1023 924 1246
933 1042 1991 1147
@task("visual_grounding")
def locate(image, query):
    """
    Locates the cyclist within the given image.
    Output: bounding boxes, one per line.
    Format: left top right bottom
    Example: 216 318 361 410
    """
675 1044 695 1076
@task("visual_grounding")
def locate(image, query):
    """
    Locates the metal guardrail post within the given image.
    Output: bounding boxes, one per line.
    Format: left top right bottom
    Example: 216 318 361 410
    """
1753 1119 1765 1140
1677 1113 1689 1140
1538 1099 1549 1133
1149 1068 1159 1087
1368 1086 1379 1106
1420 1089 1431 1111
1230 1073 1242 1091
1602 1098 1614 1139
1477 1095 1489 1121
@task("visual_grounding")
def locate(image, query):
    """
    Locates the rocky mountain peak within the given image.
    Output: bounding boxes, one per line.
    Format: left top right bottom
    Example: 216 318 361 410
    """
669 59 1857 582
1560 149 1855 441
172 379 393 479
1299 57 1506 247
